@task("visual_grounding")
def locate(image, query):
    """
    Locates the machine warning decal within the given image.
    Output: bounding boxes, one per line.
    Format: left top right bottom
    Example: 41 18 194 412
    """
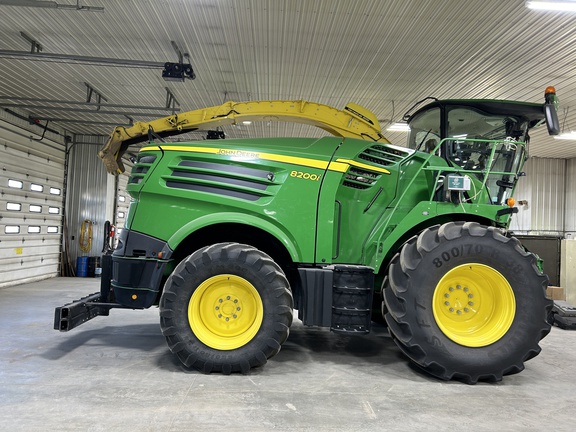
344 106 374 125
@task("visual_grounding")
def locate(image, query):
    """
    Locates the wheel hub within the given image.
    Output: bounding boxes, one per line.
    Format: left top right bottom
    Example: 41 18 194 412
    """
214 295 242 322
432 263 516 347
440 284 476 316
188 274 263 350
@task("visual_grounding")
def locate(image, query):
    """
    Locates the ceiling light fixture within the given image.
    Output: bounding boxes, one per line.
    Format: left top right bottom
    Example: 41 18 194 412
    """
526 1 576 12
554 106 576 139
386 122 411 132
554 132 576 140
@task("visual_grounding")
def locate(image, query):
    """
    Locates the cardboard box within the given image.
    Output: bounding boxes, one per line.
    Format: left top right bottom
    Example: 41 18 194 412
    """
546 286 566 301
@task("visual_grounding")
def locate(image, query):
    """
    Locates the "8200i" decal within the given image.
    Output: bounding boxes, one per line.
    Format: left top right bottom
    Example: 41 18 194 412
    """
290 171 321 181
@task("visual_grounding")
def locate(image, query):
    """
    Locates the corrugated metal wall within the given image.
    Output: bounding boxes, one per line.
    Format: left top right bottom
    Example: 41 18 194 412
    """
510 157 566 236
64 135 110 273
64 135 133 275
529 157 565 235
566 158 576 239
510 160 532 234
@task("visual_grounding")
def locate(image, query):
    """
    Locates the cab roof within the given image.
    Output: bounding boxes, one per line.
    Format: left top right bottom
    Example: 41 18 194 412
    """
408 99 546 128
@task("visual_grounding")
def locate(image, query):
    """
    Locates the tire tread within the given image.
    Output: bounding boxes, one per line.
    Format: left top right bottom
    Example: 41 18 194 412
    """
383 221 552 383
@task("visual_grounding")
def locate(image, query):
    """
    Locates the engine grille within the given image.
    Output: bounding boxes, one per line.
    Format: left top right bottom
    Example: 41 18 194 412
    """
343 167 380 190
358 145 410 167
342 144 410 190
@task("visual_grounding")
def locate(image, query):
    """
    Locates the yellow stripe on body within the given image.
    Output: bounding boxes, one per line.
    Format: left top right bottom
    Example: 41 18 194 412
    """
139 145 384 174
335 158 390 175
141 145 220 155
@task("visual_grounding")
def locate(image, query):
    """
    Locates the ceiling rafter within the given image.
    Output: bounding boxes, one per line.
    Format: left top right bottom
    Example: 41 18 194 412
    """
0 0 104 12
0 95 178 112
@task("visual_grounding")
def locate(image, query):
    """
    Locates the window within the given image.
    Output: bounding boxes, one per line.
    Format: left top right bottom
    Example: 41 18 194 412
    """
8 179 23 189
28 226 41 233
47 226 59 233
48 207 60 214
118 195 126 202
30 184 44 192
407 107 441 152
117 211 125 219
49 187 61 195
5 226 20 234
6 202 21 211
29 205 42 213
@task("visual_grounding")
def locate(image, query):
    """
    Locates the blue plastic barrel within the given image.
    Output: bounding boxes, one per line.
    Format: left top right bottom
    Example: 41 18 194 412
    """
76 256 89 277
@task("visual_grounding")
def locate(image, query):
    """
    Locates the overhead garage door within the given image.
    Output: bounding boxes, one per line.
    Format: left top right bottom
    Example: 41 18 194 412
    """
0 120 65 287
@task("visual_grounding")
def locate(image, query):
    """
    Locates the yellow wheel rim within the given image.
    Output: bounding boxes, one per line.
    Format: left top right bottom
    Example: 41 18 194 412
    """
188 274 263 350
432 263 516 347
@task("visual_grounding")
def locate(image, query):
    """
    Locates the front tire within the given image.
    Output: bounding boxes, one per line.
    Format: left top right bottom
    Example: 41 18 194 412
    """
159 243 293 374
383 222 552 383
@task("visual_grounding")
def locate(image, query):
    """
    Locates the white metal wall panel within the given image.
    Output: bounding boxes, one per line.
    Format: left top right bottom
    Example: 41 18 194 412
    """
510 157 566 236
509 158 532 234
530 158 565 235
0 119 65 287
565 158 576 238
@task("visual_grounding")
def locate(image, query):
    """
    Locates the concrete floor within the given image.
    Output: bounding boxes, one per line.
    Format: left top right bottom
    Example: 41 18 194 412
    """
1 277 575 432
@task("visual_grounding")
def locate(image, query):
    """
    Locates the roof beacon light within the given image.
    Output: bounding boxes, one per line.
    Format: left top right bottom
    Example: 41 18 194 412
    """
544 86 560 135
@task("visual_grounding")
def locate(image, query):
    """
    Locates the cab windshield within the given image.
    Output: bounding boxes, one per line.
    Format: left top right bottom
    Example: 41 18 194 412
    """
407 104 531 205
408 105 531 152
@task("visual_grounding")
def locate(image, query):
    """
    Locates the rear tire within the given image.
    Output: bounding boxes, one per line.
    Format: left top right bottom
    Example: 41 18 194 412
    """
383 222 552 383
159 243 293 373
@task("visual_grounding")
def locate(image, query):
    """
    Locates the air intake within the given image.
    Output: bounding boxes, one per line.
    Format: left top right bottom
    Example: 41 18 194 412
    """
358 145 410 167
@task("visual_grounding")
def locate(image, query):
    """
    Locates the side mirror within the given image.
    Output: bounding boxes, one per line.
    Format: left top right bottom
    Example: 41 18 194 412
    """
544 87 560 135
